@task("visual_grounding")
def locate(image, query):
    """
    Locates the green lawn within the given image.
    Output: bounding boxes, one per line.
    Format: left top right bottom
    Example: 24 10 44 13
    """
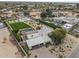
9 22 31 32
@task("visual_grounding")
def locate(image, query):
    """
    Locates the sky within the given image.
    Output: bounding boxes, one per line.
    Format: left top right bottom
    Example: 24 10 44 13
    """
0 0 79 3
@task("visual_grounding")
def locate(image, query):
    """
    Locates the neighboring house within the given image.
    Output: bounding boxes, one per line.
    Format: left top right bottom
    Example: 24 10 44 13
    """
2 10 13 18
72 29 79 37
29 11 41 19
18 17 31 22
62 23 73 31
73 29 79 33
0 22 5 29
53 16 79 25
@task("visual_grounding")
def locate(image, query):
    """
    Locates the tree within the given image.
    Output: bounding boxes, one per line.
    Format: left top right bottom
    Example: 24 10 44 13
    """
40 12 47 19
46 8 52 17
36 26 41 30
1 17 5 21
23 11 29 16
20 5 28 11
49 28 66 45
77 4 79 9
76 14 79 18
40 8 52 19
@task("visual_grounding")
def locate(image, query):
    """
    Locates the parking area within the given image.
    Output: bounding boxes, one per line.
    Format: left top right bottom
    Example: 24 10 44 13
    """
0 27 22 58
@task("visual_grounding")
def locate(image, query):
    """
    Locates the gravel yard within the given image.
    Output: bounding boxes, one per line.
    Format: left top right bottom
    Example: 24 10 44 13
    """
47 34 78 58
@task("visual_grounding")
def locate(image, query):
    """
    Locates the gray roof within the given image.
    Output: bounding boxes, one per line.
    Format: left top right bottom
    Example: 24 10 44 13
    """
26 35 52 48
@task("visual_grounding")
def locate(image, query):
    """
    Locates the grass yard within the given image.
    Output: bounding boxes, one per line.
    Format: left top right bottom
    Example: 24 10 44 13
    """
9 22 31 32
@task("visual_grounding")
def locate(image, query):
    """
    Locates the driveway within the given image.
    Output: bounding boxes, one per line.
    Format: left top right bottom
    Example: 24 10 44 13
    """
30 46 56 58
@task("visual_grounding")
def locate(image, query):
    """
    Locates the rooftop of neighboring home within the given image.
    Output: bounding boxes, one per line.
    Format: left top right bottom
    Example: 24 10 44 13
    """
18 17 32 21
53 16 79 25
63 23 73 30
0 22 5 29
29 11 41 19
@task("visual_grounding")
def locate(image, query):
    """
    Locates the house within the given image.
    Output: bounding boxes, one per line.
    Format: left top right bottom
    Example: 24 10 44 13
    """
21 28 52 49
73 29 79 33
63 23 73 31
18 17 32 22
29 11 41 19
26 35 52 49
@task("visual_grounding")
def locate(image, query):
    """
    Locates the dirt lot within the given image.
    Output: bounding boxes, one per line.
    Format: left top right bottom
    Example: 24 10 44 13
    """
0 27 22 58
